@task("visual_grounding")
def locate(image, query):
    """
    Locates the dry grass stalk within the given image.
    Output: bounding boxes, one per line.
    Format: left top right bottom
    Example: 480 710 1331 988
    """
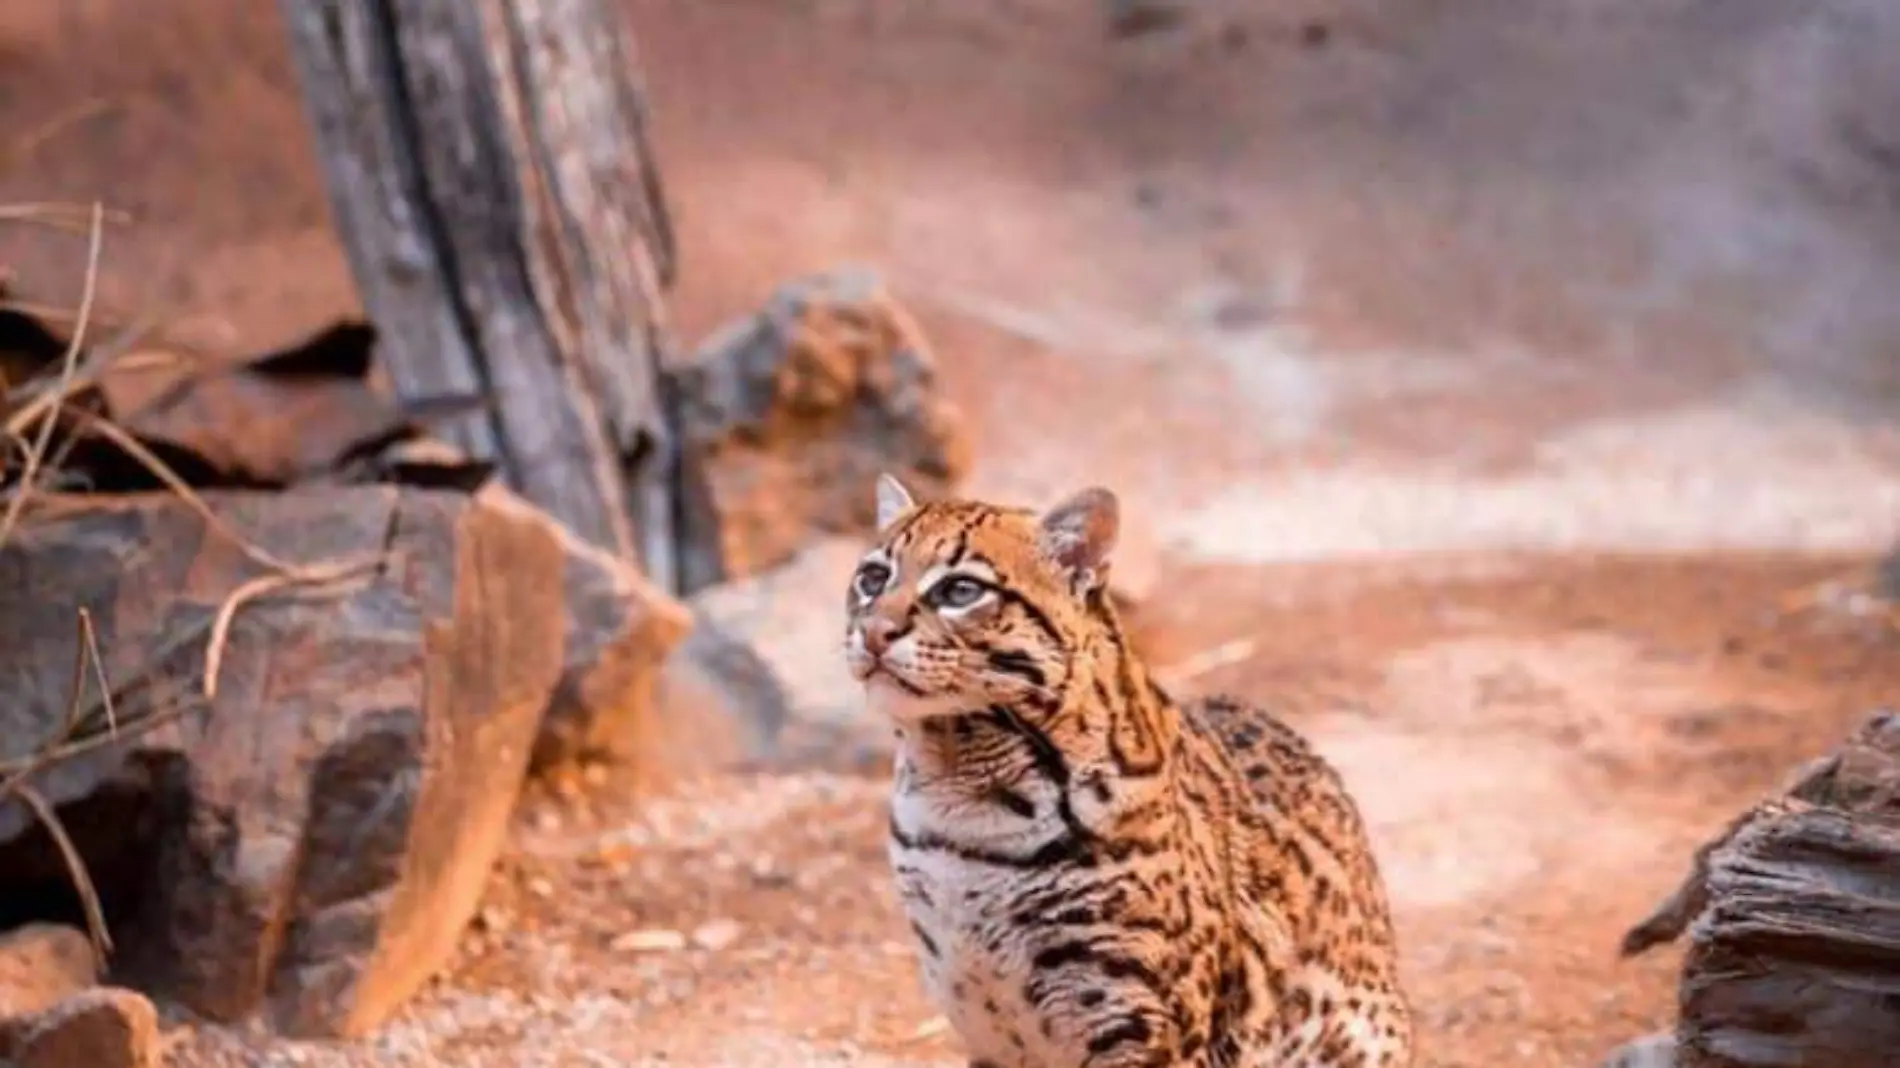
3 310 165 442
0 609 143 970
1 98 118 172
11 783 112 968
71 410 331 575
0 202 130 230
74 607 118 736
0 200 104 552
0 195 382 971
0 697 188 787
202 556 383 701
1157 636 1260 687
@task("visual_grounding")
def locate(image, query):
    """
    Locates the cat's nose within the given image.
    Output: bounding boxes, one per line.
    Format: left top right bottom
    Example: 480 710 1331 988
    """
861 617 899 657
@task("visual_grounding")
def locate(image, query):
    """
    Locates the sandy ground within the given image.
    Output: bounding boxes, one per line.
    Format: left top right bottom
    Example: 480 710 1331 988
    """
174 553 1900 1068
8 1 1900 1065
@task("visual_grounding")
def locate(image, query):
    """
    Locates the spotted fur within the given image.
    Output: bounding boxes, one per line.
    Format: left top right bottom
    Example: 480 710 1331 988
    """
843 476 1414 1068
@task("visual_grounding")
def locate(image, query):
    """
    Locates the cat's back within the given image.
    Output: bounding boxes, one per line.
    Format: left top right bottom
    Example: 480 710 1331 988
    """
1181 693 1399 949
1184 694 1366 834
1183 692 1412 1056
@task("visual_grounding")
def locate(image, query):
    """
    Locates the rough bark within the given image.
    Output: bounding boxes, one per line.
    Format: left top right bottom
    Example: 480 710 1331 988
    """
1610 709 1900 1068
278 0 680 586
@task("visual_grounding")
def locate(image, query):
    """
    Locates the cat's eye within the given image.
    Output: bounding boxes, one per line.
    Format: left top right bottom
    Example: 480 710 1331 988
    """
929 575 988 610
853 561 892 599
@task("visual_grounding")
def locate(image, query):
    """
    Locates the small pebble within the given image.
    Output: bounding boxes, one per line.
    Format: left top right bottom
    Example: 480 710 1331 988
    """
692 918 743 952
612 928 689 953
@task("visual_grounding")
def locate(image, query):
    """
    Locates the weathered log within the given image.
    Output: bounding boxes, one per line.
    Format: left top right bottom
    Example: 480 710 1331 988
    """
278 0 680 587
1609 709 1900 1068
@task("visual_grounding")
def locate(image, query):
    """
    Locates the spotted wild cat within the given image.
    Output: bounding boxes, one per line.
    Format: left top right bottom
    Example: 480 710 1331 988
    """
843 475 1413 1067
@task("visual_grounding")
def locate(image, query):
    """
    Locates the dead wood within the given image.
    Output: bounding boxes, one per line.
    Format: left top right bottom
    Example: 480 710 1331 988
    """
278 0 680 585
1612 709 1900 1068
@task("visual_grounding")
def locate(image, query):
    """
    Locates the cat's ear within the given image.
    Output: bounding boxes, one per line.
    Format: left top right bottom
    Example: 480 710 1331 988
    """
875 472 916 531
1037 486 1119 590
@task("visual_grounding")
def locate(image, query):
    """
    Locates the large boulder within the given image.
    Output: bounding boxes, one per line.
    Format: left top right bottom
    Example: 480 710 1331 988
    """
0 483 686 1037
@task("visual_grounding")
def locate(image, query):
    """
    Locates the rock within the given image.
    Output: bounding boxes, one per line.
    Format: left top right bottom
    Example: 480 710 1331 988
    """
9 987 161 1068
633 617 793 788
530 511 695 772
0 482 684 1037
95 320 416 487
0 924 96 1022
611 928 687 954
1598 1033 1675 1068
689 536 869 729
668 269 972 594
690 918 742 952
1105 0 1187 37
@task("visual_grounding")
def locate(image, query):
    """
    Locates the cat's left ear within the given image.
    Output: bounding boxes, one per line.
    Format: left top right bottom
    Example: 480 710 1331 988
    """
875 472 916 531
1037 486 1118 592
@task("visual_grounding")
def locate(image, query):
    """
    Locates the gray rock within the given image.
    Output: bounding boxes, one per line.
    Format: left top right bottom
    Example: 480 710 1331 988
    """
0 483 685 1037
668 269 971 594
1599 1033 1675 1068
530 510 694 772
689 536 869 729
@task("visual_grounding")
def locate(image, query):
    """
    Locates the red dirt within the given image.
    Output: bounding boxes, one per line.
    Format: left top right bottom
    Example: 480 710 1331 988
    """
176 552 1900 1067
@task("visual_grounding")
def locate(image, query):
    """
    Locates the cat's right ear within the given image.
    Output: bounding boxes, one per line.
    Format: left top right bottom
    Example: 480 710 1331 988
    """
1037 486 1119 592
876 472 916 531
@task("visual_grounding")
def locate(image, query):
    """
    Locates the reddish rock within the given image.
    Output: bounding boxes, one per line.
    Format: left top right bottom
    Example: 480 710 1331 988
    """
669 269 972 593
0 483 685 1037
530 509 694 772
632 616 792 789
10 987 161 1068
0 924 96 1023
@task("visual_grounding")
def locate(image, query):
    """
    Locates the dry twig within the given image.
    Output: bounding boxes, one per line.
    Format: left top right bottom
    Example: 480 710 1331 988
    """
0 202 129 230
0 200 104 552
12 783 112 968
75 607 118 736
0 603 149 970
1157 637 1260 687
0 198 388 969
1 98 118 172
68 409 383 572
3 310 165 440
202 557 383 700
0 699 188 787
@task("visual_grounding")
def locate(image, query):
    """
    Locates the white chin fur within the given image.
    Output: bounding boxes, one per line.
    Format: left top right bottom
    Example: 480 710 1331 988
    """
864 675 968 724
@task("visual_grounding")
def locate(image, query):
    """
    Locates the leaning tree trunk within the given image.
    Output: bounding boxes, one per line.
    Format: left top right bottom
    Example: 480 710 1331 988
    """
279 0 680 589
1608 709 1900 1068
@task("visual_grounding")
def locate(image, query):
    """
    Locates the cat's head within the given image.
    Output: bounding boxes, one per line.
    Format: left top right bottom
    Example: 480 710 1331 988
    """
842 474 1119 725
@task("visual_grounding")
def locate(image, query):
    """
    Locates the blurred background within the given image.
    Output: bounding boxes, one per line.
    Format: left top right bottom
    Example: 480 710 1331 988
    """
3 1 1900 1065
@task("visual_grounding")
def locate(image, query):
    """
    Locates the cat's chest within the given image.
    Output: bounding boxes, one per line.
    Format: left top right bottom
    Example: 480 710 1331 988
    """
888 847 1068 1065
887 809 1038 986
887 798 1074 1062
